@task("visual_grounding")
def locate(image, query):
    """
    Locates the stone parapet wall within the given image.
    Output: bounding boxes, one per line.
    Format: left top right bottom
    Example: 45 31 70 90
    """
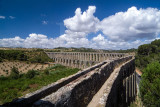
98 58 135 107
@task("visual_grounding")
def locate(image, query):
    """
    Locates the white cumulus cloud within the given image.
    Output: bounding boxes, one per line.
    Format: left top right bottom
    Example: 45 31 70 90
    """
64 6 99 33
0 36 24 47
99 6 160 41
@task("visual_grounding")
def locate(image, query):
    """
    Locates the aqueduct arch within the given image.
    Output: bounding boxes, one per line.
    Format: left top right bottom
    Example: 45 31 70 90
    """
46 52 126 69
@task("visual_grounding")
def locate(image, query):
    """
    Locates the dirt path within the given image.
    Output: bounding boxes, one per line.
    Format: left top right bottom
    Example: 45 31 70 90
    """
136 67 142 76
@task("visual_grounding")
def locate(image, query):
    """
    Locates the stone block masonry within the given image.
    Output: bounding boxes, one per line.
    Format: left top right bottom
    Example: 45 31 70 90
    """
93 58 136 107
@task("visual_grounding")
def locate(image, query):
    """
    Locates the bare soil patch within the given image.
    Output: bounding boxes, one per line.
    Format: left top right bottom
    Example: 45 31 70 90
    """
0 61 50 76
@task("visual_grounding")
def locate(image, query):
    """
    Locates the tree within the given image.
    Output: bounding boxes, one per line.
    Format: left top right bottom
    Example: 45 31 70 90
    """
151 39 160 47
10 66 19 79
138 44 158 56
0 50 28 61
138 44 151 55
150 45 157 53
17 53 27 61
0 57 2 62
26 70 37 79
140 61 160 107
44 69 49 75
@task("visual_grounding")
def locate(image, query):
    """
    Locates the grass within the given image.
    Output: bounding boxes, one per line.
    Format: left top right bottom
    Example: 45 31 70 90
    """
0 64 79 105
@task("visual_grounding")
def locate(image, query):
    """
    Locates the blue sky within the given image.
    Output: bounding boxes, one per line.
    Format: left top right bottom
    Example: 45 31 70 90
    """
0 0 160 49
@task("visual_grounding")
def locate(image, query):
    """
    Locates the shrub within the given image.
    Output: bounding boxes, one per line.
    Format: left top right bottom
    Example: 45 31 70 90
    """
17 53 27 61
5 70 8 75
21 84 29 91
49 64 65 70
26 70 37 79
36 49 44 52
0 50 27 61
44 69 49 75
151 39 160 47
10 66 19 79
0 57 2 62
140 61 160 107
28 51 52 63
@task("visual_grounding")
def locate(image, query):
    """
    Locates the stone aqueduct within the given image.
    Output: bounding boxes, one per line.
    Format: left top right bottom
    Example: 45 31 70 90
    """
4 52 136 107
46 52 126 69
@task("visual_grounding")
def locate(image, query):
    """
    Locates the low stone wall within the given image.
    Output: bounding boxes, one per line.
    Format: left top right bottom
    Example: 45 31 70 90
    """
100 58 135 107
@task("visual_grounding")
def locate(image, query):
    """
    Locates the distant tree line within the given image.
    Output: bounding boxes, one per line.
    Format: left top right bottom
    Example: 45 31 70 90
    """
0 49 52 63
28 51 52 63
45 47 98 52
104 48 137 53
135 39 160 69
0 50 27 61
45 47 137 53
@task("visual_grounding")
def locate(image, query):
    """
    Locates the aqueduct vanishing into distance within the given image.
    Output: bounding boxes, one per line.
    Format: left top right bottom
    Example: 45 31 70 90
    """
46 52 126 69
5 52 136 107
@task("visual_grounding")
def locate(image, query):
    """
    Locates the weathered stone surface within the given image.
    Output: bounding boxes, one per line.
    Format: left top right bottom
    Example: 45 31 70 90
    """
98 59 135 107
